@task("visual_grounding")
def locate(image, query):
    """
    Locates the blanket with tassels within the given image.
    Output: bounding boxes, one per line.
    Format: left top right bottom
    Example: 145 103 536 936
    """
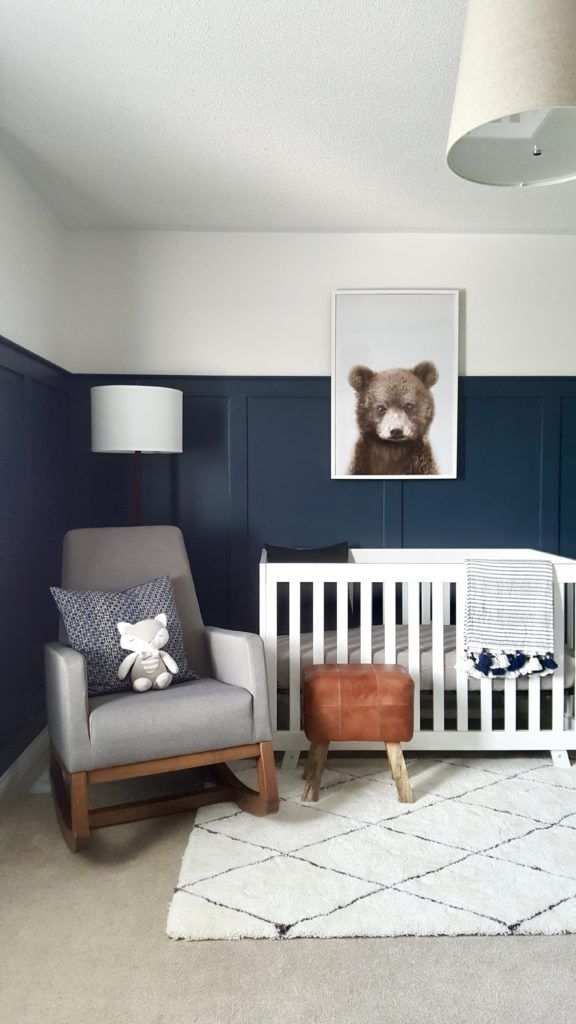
461 559 557 679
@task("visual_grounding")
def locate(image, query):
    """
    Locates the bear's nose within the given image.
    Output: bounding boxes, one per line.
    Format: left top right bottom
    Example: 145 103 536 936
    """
390 428 404 439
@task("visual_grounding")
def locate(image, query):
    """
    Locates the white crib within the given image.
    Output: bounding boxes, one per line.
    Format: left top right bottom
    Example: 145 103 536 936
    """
259 548 576 767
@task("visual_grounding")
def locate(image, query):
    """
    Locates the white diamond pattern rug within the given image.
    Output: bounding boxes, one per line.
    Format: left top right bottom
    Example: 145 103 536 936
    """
166 755 576 940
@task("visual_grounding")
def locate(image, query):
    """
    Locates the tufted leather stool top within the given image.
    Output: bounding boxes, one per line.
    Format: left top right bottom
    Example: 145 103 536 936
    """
302 663 414 803
303 663 414 743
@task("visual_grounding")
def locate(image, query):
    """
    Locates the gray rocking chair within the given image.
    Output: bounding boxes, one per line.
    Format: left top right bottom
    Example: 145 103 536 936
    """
45 526 279 851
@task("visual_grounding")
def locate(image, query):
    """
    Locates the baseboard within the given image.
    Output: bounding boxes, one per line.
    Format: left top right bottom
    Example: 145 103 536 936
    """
0 727 49 800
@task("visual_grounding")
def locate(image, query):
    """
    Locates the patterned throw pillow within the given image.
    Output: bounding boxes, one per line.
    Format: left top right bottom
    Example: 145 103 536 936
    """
51 575 197 697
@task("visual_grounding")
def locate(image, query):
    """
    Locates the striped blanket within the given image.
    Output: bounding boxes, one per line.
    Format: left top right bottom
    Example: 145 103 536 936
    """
462 559 557 679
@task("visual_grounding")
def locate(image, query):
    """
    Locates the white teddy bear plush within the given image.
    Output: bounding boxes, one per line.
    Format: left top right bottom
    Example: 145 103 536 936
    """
117 613 179 692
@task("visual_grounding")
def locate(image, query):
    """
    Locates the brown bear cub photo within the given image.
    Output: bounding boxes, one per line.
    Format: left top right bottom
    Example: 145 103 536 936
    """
348 361 439 475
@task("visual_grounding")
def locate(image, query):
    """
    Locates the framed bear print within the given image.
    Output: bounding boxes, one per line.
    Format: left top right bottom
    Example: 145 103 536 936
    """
331 289 459 479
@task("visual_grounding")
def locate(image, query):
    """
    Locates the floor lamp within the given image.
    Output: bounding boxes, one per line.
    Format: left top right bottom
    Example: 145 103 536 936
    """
91 385 183 525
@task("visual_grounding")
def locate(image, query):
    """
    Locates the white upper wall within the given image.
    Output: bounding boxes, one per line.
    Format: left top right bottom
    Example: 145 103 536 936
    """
62 231 576 376
0 152 65 363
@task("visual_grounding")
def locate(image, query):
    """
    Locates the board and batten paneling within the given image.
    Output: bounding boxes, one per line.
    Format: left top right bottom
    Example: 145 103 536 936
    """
69 374 576 635
560 397 576 560
0 338 71 776
403 394 546 549
4 339 576 779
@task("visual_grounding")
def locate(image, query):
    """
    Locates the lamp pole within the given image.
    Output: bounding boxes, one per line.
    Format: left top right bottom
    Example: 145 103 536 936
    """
132 450 142 526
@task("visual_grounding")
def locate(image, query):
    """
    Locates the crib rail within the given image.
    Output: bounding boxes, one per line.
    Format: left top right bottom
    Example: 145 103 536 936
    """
259 550 576 755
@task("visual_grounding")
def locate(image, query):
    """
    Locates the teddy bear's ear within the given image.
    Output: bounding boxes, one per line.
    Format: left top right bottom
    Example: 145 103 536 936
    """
412 361 438 389
348 365 374 392
117 621 131 634
154 613 167 627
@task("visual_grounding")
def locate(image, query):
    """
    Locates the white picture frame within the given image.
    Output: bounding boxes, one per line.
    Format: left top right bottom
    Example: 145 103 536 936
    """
331 289 459 480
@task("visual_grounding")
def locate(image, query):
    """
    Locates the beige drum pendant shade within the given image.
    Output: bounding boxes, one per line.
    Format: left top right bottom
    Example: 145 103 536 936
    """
447 0 576 186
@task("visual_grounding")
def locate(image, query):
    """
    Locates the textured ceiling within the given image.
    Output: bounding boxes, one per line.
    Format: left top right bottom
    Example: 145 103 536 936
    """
2 0 576 231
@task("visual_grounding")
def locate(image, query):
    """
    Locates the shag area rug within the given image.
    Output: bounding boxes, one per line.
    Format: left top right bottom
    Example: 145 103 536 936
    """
167 754 576 940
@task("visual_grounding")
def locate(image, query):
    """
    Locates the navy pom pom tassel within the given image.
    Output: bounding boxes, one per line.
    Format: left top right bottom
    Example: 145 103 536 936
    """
475 650 492 675
541 652 558 671
508 651 526 673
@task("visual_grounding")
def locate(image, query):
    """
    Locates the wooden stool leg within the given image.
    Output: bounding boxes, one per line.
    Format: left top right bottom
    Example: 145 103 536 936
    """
302 746 313 780
385 742 414 804
302 742 329 801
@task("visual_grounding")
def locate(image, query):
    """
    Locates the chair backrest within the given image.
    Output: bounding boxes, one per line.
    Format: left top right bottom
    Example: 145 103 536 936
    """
60 525 209 675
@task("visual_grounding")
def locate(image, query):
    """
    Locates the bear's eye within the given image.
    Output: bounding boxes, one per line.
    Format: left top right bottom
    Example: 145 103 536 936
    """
376 404 386 416
404 403 415 414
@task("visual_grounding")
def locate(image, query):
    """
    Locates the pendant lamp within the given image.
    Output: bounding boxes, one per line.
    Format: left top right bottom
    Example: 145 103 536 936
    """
447 0 576 186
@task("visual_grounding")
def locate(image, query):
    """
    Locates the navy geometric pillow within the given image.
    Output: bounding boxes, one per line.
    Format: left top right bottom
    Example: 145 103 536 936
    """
50 575 197 697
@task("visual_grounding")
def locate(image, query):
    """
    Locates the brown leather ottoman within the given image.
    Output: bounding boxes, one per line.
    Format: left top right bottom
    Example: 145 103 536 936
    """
302 663 414 803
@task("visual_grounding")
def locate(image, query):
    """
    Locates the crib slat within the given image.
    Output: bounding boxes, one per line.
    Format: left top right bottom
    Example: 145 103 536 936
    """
571 582 576 693
455 579 468 731
432 581 445 731
312 581 325 664
288 581 301 733
480 680 492 732
408 582 420 729
263 579 278 733
567 583 575 650
360 581 373 662
336 580 348 662
528 675 540 732
444 584 452 626
421 583 431 625
504 677 516 733
402 586 408 626
552 579 565 734
384 580 396 663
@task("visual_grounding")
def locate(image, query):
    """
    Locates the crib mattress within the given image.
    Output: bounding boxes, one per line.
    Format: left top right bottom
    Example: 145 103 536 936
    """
274 624 572 692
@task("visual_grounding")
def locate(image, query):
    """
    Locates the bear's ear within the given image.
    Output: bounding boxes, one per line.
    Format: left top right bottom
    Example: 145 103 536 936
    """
154 613 167 627
117 621 131 634
412 361 438 389
348 365 375 392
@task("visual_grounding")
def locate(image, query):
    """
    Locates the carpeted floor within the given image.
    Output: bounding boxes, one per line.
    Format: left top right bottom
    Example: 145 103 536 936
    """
2 754 576 1024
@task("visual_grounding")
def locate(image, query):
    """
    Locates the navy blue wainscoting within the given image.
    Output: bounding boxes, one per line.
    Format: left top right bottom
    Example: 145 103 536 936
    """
69 374 576 636
0 337 72 776
3 332 576 779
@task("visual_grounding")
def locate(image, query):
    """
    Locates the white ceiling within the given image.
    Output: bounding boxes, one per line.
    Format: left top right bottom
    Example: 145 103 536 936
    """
2 0 576 232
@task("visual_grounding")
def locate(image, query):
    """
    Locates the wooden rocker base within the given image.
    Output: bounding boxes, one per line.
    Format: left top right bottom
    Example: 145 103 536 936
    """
302 741 414 804
50 740 279 853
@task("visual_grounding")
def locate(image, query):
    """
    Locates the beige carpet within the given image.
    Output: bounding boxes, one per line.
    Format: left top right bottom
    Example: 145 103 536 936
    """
2 757 576 1024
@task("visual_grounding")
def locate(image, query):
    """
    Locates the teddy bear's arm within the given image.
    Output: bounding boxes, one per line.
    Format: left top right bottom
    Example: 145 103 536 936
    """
118 651 138 680
159 650 178 674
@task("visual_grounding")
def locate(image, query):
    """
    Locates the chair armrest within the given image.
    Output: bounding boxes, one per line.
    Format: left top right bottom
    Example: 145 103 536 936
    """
45 642 92 773
204 627 272 742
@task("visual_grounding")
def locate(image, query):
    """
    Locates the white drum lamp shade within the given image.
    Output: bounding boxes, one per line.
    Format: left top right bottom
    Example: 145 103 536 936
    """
91 385 183 453
447 0 576 186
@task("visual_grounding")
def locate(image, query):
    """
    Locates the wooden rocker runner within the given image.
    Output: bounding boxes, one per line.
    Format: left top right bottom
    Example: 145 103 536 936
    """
301 663 414 804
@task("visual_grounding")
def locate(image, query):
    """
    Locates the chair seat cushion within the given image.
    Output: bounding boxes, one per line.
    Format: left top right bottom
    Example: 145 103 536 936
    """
88 678 254 769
